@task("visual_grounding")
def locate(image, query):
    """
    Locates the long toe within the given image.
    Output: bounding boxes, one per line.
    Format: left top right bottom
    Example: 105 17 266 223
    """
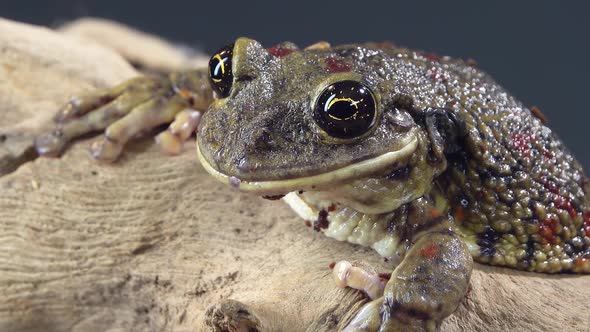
34 130 66 157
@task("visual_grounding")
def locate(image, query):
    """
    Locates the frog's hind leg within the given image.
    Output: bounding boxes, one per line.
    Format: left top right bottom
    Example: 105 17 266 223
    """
35 76 164 158
338 229 472 332
89 95 186 162
35 68 212 161
335 200 473 332
52 77 152 123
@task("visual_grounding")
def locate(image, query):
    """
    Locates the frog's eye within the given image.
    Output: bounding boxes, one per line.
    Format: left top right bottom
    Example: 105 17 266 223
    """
313 80 377 139
208 44 234 98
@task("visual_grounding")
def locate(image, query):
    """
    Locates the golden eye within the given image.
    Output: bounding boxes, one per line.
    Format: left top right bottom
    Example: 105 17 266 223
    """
313 80 377 139
208 44 234 98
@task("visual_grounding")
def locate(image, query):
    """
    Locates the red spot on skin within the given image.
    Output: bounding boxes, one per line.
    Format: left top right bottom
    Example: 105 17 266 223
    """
510 131 537 158
313 209 329 232
371 41 395 49
420 243 440 259
325 57 351 73
454 206 465 222
543 150 554 159
328 262 336 269
530 106 548 124
575 257 588 269
539 176 559 194
419 52 441 62
583 212 590 237
539 176 580 219
377 272 392 281
267 44 296 57
328 204 337 212
539 224 553 243
304 220 312 228
427 68 448 82
540 216 560 244
428 207 443 219
554 196 578 218
466 58 478 67
511 126 552 159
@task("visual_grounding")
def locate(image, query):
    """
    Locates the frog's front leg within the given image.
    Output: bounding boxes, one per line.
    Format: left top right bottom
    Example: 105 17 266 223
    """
35 68 212 162
338 214 473 331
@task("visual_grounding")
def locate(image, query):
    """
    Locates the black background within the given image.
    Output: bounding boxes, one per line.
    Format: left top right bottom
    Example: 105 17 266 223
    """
2 1 588 170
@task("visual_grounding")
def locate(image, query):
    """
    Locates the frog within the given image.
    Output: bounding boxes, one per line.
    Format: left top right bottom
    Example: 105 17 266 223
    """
35 37 590 331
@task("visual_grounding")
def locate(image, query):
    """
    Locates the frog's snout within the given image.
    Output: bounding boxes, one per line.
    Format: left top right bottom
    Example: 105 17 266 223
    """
197 109 227 156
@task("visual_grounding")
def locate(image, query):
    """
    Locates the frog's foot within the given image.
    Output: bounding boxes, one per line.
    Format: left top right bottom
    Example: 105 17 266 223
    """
342 297 383 332
339 230 473 332
155 108 202 155
35 69 211 162
35 76 153 157
332 261 387 331
86 94 188 162
333 260 387 300
203 299 262 332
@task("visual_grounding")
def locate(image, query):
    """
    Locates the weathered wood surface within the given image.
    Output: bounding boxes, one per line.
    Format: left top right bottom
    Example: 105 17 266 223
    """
0 18 589 332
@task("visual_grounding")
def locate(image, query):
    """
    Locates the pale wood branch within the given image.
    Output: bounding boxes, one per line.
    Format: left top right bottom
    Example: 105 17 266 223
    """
0 17 588 332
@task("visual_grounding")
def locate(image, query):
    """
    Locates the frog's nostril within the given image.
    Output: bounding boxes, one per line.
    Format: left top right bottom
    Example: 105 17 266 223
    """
249 129 275 151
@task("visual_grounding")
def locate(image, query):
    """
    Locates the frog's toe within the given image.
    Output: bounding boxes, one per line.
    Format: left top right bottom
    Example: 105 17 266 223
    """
377 314 436 332
344 297 437 332
34 130 67 157
89 95 185 161
89 136 124 162
54 77 155 123
54 94 108 123
342 297 382 332
333 260 387 300
203 299 262 332
155 108 202 155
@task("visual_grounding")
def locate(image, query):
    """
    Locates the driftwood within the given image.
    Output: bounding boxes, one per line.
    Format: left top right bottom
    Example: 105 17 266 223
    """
0 17 589 332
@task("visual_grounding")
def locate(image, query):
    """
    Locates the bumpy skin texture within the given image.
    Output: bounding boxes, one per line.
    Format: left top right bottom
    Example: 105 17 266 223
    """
197 38 590 274
436 56 590 273
37 37 590 331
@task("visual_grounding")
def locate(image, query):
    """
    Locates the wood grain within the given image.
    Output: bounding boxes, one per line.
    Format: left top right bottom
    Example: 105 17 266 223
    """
0 17 589 332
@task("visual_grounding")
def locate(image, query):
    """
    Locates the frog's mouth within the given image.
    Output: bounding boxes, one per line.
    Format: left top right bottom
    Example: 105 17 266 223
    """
196 134 418 196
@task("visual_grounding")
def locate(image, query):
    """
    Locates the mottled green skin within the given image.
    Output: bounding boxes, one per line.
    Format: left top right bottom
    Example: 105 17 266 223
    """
198 39 590 273
38 37 589 330
198 40 418 182
432 55 590 273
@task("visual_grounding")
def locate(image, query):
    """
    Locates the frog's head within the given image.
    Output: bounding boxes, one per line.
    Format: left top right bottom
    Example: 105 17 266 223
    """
197 38 464 214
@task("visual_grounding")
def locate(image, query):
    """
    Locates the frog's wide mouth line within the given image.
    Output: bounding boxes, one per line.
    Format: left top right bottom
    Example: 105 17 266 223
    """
196 135 418 194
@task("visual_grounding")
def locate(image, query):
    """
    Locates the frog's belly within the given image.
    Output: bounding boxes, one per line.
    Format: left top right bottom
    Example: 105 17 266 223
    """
283 192 405 263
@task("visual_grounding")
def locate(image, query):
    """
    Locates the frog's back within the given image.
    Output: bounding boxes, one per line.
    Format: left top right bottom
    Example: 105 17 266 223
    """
407 52 590 273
